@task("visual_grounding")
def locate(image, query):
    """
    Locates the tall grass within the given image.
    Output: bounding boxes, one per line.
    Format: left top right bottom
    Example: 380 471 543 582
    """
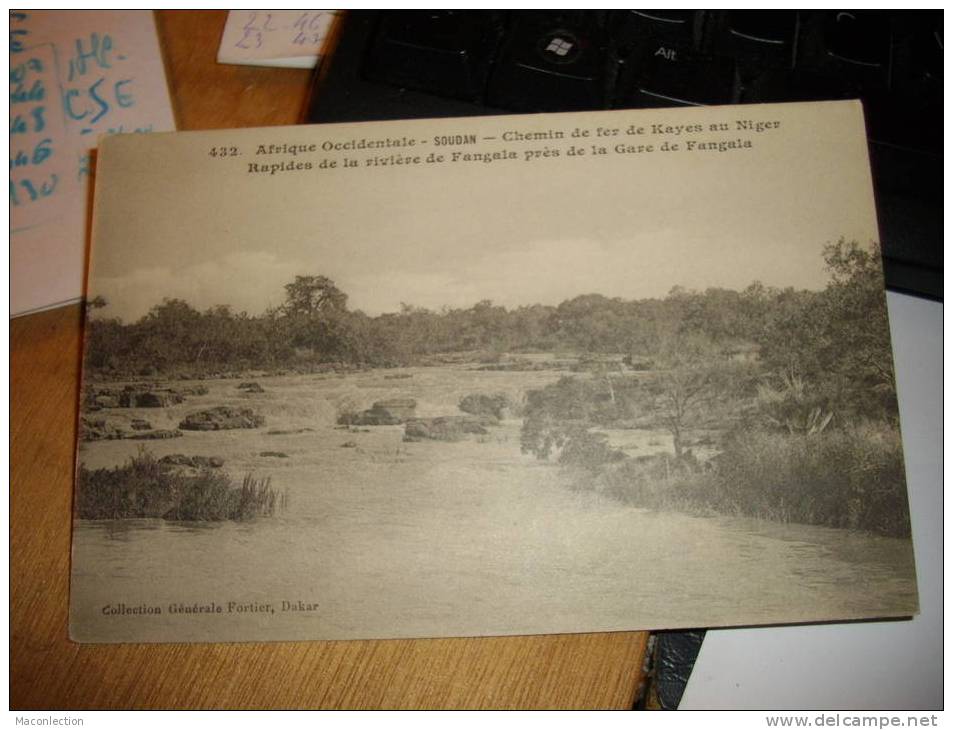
595 423 910 538
232 474 283 520
76 449 286 522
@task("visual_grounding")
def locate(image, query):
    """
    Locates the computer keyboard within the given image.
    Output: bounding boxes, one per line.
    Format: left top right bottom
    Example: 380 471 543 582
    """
307 10 942 300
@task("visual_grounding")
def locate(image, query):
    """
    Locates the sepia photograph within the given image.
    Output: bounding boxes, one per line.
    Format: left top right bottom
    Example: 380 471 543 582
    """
70 102 917 642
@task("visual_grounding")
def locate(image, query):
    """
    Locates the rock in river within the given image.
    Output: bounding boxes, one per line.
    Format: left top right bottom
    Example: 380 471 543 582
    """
179 406 265 431
119 389 184 408
127 429 182 440
402 416 492 442
348 398 417 426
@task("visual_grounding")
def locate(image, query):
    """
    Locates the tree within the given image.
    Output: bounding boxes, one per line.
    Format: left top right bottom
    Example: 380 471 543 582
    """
756 239 896 422
819 239 895 396
520 375 626 467
642 331 745 458
133 298 204 370
282 275 347 317
280 275 349 355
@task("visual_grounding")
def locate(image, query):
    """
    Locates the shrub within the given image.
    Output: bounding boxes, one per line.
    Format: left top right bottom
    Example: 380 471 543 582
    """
595 453 713 510
76 448 284 521
459 392 511 420
556 427 626 471
712 424 909 537
520 376 637 460
593 423 910 538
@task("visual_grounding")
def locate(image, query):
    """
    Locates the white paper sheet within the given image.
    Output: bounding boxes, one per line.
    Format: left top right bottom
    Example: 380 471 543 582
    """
10 10 176 317
216 10 338 69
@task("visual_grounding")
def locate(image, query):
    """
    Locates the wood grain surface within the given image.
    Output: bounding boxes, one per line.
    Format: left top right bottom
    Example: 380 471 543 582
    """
10 11 649 709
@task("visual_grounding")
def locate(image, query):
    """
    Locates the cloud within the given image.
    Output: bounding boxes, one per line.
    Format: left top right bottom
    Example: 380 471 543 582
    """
341 235 698 313
91 230 830 324
91 250 301 322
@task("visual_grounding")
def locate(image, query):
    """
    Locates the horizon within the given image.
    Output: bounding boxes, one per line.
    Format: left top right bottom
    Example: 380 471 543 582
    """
90 269 832 325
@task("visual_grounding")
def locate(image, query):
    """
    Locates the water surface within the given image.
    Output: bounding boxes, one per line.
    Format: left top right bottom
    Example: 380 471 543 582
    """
71 369 918 642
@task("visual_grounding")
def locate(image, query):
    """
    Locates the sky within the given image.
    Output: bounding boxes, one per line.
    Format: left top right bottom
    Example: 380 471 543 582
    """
87 102 880 322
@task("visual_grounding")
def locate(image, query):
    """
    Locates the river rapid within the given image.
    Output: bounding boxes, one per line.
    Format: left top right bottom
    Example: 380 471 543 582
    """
70 367 918 642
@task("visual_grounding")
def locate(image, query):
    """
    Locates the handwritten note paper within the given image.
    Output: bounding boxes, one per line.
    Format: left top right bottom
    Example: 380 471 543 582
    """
10 10 175 317
217 10 339 68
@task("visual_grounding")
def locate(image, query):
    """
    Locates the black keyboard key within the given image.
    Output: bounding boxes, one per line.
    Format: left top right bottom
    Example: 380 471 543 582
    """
716 11 799 70
790 10 892 98
486 12 609 112
823 10 891 69
916 24 943 81
890 13 942 90
363 11 502 102
616 51 737 108
742 67 859 103
612 10 700 54
871 13 943 152
728 11 797 47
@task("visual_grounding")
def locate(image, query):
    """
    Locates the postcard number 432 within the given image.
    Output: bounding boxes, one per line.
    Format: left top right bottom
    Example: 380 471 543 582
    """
208 146 240 158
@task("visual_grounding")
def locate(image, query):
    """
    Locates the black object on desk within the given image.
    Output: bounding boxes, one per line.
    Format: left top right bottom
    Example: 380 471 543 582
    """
307 10 942 301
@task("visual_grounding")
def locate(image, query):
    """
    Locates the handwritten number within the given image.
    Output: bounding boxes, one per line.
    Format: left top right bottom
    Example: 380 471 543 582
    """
10 138 53 168
294 12 326 32
10 22 142 213
10 173 58 205
295 32 324 46
10 11 28 54
235 28 262 50
31 138 52 165
244 11 277 33
309 13 326 31
10 28 28 53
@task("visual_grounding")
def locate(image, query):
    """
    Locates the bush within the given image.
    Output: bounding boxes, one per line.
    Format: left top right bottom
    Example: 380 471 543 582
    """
594 423 910 538
557 427 626 471
459 392 511 420
76 449 284 521
520 376 637 460
596 454 712 510
712 424 909 537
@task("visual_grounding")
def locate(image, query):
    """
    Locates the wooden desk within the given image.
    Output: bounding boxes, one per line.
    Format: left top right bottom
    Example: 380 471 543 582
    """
10 11 648 709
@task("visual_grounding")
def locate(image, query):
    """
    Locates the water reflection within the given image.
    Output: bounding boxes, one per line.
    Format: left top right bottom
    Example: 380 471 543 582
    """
82 518 230 541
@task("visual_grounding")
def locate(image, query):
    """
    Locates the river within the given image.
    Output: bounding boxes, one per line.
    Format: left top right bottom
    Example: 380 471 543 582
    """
70 367 918 642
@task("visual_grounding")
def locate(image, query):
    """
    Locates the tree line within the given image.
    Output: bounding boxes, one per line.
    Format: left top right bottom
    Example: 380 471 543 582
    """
86 238 894 425
84 240 907 534
512 240 906 536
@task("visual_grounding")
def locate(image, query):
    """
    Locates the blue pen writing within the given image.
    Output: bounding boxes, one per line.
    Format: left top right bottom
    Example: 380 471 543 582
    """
65 76 136 127
67 32 113 81
10 105 46 134
10 11 28 53
10 138 53 169
10 172 58 206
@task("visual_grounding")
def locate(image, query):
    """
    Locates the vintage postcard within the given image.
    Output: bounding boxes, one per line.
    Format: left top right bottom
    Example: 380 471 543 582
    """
70 100 917 642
